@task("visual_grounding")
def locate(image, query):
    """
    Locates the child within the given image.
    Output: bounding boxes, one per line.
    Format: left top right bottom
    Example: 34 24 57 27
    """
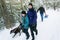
21 11 30 40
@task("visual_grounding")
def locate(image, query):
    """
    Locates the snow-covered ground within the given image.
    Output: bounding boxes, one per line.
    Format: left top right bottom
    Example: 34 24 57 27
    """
0 9 60 40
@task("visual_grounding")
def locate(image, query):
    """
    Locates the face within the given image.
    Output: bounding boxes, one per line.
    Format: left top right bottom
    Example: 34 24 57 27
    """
28 5 33 9
22 14 25 17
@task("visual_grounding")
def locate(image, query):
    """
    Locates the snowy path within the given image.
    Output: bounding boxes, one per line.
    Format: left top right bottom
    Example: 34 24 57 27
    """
0 9 60 40
37 9 60 40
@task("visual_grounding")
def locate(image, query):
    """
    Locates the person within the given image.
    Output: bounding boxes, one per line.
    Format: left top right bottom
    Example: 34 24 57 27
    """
27 3 38 40
37 6 46 22
21 11 30 40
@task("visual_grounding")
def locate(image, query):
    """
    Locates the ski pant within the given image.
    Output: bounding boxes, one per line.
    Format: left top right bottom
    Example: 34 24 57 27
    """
22 28 29 38
29 24 38 40
40 13 44 22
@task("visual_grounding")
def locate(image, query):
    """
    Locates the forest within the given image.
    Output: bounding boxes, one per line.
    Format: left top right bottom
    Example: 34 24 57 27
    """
0 0 60 29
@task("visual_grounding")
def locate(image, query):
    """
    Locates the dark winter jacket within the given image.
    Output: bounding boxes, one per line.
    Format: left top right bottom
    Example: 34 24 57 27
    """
22 15 29 29
37 7 45 14
27 8 37 25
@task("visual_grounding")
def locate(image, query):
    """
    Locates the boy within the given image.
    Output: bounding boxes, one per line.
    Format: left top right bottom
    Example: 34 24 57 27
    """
21 11 30 40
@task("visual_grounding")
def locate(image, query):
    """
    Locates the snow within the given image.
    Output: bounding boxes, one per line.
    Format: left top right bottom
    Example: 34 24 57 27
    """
0 9 60 40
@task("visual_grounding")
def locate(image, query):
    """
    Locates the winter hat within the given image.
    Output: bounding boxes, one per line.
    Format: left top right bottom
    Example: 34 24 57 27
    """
29 3 33 6
21 11 26 14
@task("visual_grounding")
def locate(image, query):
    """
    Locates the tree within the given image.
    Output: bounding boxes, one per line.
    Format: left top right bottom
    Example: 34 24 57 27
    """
30 0 34 2
0 0 16 28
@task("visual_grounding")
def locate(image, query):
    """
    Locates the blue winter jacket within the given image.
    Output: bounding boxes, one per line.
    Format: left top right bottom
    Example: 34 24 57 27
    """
22 15 29 29
27 8 37 25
